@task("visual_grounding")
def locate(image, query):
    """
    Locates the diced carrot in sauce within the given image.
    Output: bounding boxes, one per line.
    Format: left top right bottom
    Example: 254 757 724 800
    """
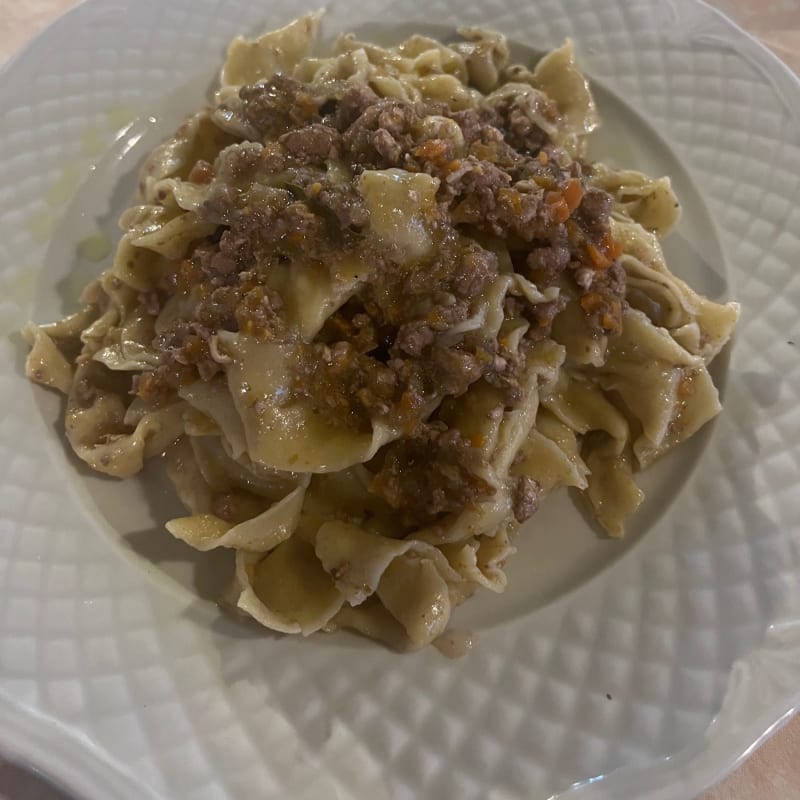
498 188 523 214
399 391 424 433
134 371 160 401
581 293 622 333
586 243 611 270
414 139 450 163
601 311 619 332
580 292 604 314
545 191 570 223
599 230 624 261
562 178 584 212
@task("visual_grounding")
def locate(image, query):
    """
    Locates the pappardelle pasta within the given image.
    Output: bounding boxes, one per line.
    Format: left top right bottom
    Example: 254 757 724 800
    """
24 13 739 651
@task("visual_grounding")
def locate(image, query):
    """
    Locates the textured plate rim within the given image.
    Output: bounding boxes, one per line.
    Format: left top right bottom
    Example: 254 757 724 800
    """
0 1 798 799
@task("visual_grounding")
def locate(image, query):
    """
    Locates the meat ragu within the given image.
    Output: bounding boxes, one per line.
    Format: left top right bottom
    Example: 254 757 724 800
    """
23 15 738 651
133 69 624 525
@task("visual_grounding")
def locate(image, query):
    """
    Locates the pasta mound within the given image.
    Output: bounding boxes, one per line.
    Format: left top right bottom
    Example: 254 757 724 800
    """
24 13 739 651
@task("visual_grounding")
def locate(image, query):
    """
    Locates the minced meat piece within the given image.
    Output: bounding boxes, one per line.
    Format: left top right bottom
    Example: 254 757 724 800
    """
293 342 399 431
309 181 369 229
525 296 568 341
234 285 285 338
370 424 496 527
239 76 321 137
444 156 511 210
448 105 502 144
317 301 379 354
202 183 238 225
443 158 556 241
512 476 540 522
331 84 380 131
578 262 627 335
342 99 421 168
372 128 403 164
132 320 221 397
194 242 237 285
525 232 571 283
279 123 341 164
216 191 329 264
491 91 559 153
575 188 614 239
215 142 263 182
603 261 626 297
505 106 551 153
394 320 436 357
425 345 483 396
482 340 527 405
452 243 499 298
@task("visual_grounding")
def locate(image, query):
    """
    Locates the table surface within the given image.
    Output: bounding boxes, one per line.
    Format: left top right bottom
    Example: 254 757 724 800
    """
0 1 798 799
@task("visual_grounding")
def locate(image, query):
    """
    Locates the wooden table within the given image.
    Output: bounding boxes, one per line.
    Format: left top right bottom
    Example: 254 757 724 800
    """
0 1 798 798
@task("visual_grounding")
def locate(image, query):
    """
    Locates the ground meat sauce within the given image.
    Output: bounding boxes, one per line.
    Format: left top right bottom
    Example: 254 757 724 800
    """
133 69 626 529
370 424 496 526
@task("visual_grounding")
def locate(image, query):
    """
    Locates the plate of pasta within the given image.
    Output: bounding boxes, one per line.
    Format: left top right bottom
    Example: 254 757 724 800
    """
1 1 799 799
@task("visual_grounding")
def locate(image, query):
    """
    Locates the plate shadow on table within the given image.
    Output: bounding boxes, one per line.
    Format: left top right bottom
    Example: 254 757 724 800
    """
0 757 75 800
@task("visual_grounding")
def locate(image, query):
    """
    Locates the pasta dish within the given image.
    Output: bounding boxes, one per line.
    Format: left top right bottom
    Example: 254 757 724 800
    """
23 13 739 651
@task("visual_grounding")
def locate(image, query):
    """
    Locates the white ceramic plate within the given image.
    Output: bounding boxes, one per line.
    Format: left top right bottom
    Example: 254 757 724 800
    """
1 1 799 798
